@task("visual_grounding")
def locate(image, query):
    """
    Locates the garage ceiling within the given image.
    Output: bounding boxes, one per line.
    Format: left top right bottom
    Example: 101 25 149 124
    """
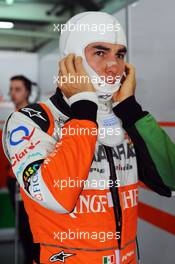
0 0 137 51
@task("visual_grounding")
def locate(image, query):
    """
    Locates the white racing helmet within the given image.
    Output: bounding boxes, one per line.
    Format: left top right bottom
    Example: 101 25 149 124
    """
59 11 127 99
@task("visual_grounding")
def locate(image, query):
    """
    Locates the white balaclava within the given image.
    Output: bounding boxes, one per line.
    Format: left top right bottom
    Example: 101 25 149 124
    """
59 12 127 147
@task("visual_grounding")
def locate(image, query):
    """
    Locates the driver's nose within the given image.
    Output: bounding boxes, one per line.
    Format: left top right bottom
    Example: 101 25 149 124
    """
105 61 120 76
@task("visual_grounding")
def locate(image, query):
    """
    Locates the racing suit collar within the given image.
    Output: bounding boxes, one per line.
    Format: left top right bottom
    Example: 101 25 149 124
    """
49 88 72 118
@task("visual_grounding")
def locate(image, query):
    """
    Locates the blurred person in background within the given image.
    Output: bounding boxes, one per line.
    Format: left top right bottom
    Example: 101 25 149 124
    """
7 75 33 264
10 75 31 110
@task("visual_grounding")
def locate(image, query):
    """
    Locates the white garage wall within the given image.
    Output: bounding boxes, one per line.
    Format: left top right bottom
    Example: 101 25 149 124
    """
39 52 59 99
129 0 175 263
129 0 175 123
0 51 38 100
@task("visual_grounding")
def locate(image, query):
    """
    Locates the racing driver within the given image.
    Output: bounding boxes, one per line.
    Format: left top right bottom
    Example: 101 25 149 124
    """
2 12 175 264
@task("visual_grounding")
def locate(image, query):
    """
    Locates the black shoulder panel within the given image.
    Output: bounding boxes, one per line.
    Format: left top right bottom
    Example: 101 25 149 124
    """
50 88 71 117
19 103 50 133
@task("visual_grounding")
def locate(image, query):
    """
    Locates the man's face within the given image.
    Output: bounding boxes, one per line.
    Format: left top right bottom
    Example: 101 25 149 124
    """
9 80 29 106
85 42 127 84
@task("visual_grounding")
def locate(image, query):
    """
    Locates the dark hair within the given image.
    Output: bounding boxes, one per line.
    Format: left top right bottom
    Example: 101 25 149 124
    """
10 75 36 96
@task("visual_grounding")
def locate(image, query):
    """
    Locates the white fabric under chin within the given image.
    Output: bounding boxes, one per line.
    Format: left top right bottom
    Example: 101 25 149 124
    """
97 99 125 147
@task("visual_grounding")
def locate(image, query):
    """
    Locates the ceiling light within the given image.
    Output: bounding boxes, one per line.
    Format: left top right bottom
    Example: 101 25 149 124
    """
132 1 139 7
6 0 14 5
0 21 14 29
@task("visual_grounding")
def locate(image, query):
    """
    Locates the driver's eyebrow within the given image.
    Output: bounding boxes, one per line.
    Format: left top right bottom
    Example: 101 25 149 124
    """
92 45 110 51
116 47 127 54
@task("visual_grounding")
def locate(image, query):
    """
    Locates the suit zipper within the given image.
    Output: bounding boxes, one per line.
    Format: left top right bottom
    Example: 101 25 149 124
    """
104 146 122 249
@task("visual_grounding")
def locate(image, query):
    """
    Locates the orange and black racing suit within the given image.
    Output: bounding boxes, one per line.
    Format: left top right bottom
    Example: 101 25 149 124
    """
3 90 173 264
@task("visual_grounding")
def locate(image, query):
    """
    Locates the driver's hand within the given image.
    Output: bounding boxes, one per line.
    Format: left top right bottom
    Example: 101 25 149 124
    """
58 53 95 98
112 63 136 103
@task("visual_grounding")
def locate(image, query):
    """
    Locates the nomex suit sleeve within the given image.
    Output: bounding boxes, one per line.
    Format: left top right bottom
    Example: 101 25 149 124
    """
113 96 175 196
3 99 98 213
